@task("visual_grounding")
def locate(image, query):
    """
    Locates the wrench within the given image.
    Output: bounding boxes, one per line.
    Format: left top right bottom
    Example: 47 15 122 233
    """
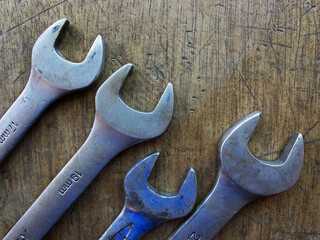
0 18 105 163
3 64 174 240
99 152 197 240
169 111 304 240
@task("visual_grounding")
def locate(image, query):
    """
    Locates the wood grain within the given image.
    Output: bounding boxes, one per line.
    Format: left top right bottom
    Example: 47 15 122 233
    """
0 0 319 239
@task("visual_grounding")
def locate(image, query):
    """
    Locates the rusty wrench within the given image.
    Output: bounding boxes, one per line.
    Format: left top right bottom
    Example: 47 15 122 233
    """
169 111 304 240
0 19 105 163
3 64 174 240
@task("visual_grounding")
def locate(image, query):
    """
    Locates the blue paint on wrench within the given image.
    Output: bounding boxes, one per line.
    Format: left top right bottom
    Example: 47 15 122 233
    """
99 153 197 240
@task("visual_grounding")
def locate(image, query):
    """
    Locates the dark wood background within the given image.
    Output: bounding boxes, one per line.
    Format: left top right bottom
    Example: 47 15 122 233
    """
0 0 319 239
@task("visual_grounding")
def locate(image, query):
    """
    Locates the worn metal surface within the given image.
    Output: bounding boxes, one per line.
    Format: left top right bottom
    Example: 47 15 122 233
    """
1 1 320 239
168 111 304 240
2 65 174 240
99 152 197 240
0 18 105 163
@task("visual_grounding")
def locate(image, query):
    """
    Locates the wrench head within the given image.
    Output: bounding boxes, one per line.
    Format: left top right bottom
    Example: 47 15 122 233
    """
96 64 174 140
32 19 105 91
124 153 197 221
219 111 304 196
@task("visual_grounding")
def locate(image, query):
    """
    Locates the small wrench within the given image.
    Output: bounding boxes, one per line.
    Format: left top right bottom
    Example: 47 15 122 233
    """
3 64 174 240
0 18 105 163
99 152 197 240
169 111 304 240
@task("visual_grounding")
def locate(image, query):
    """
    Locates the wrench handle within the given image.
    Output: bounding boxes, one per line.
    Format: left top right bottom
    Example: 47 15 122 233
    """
100 206 159 240
168 169 257 240
0 67 65 163
3 115 137 240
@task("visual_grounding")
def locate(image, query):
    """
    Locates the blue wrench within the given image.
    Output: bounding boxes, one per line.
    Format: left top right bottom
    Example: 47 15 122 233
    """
99 152 197 240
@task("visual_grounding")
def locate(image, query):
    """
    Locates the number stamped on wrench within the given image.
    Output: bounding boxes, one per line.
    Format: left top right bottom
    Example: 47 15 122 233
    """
58 171 82 195
187 232 201 240
0 121 18 144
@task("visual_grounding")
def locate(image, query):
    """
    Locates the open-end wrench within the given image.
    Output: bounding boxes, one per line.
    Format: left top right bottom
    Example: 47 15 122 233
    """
0 18 105 163
3 64 174 240
99 152 197 240
169 111 304 240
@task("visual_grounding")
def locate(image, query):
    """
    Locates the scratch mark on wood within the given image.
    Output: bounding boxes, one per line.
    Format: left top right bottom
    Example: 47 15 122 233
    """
236 25 297 31
103 44 123 66
177 33 215 78
258 137 320 157
288 100 298 123
305 119 320 137
304 138 320 146
93 0 115 25
228 12 257 82
0 0 67 38
259 40 292 49
238 70 256 100
147 65 165 80
13 71 26 84
157 138 195 153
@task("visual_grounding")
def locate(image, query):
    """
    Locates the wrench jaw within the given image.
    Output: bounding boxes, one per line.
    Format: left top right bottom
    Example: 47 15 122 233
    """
124 153 197 221
219 111 304 196
124 152 159 189
31 18 105 91
95 64 174 141
35 18 70 49
275 132 304 192
169 167 198 218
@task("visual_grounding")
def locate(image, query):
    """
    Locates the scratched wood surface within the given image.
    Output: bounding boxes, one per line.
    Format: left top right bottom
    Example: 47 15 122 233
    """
0 0 319 239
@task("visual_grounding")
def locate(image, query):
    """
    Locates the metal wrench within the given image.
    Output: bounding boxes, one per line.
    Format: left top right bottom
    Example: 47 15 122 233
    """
3 64 174 240
169 111 304 240
0 18 105 163
99 152 197 240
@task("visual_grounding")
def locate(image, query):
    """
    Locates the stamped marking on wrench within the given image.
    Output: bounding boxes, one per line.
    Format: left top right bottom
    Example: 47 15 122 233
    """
187 232 201 240
58 171 82 195
0 121 18 144
113 223 134 239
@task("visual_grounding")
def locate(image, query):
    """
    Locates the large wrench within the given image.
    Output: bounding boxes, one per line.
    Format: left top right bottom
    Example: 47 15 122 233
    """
99 152 197 240
0 18 105 163
3 64 174 240
169 111 304 240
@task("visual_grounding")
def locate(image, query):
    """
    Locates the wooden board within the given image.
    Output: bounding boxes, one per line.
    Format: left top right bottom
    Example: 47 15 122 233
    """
0 0 319 239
